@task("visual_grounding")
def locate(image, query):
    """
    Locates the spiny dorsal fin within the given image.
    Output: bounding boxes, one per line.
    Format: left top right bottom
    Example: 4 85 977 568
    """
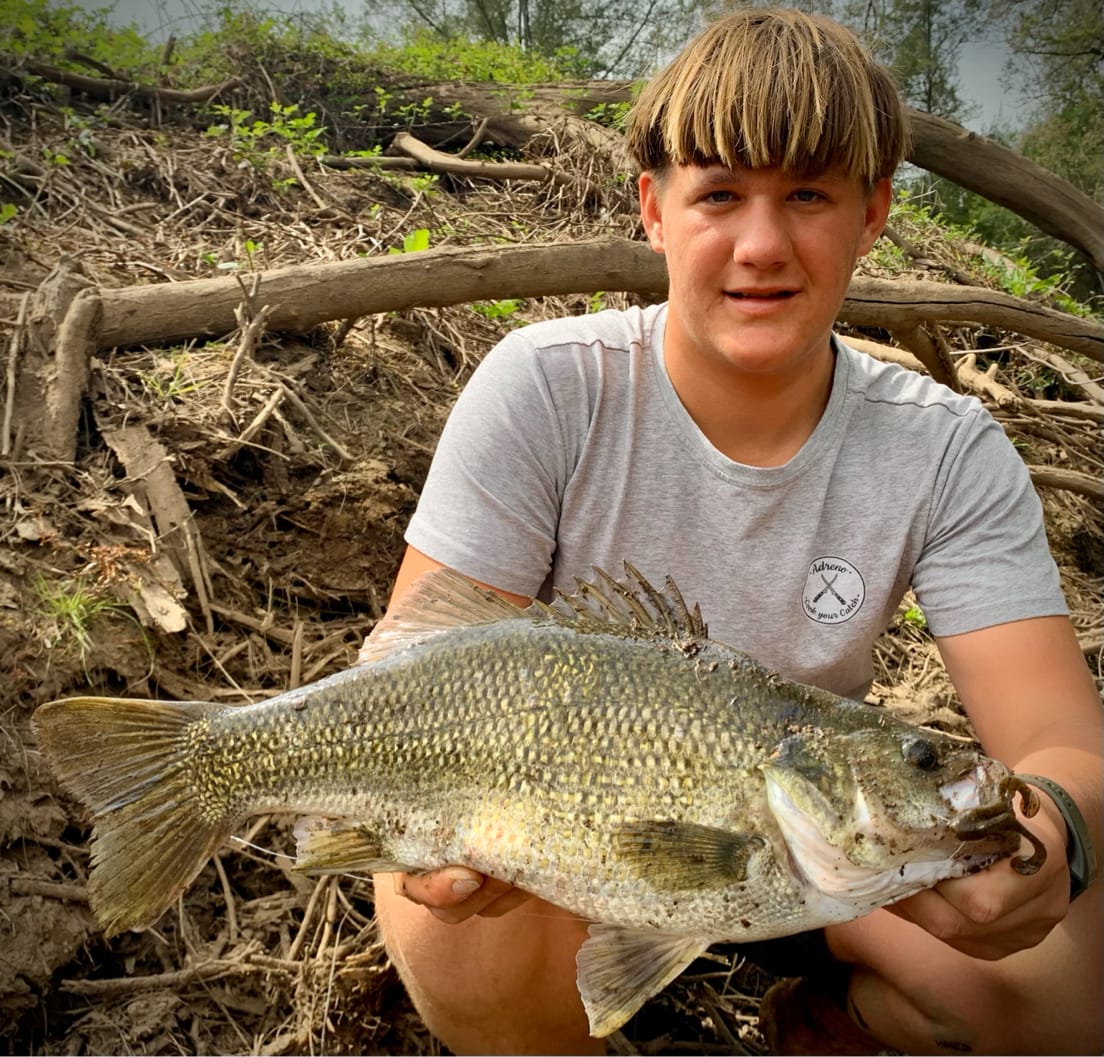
358 562 710 665
538 562 709 642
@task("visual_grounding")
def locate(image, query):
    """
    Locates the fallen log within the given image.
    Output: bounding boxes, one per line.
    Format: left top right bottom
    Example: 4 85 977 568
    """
92 239 1103 364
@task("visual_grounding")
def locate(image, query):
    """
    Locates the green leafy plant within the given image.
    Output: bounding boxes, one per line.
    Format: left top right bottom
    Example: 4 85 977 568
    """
583 101 631 130
204 102 327 174
389 228 431 254
471 298 522 321
363 28 579 84
0 203 17 226
902 604 928 630
1 0 155 68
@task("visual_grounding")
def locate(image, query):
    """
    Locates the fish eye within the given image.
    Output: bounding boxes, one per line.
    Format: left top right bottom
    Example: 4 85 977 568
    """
903 737 939 771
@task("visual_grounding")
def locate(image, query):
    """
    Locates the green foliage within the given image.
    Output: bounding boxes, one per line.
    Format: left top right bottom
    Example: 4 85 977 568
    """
362 26 581 82
389 228 432 254
890 187 1101 316
1 0 155 68
204 102 326 169
364 0 700 78
583 100 632 131
0 203 17 225
902 604 928 630
470 298 522 321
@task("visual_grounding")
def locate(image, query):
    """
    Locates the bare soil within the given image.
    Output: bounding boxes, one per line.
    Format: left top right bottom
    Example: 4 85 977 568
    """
1 75 1100 1057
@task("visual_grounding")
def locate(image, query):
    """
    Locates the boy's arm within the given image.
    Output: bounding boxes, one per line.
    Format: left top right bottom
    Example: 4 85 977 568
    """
887 614 1102 957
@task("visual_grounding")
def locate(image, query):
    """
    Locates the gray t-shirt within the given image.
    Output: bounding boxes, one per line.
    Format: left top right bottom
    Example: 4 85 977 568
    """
406 303 1066 700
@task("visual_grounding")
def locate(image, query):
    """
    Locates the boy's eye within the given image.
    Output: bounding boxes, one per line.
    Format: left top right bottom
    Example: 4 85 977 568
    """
703 189 734 204
793 188 825 203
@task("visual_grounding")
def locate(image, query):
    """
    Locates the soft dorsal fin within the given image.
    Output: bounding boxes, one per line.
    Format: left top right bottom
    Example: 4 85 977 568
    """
357 562 711 665
357 568 527 664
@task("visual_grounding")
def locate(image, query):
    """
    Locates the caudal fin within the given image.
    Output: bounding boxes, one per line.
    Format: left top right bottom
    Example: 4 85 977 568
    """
32 695 233 936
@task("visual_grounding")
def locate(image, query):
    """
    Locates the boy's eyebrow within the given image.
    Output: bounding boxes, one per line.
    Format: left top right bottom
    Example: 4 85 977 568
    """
688 166 742 185
686 165 838 186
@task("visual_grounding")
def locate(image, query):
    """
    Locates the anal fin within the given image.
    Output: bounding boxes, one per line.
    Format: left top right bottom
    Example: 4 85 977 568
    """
292 817 417 875
576 924 711 1037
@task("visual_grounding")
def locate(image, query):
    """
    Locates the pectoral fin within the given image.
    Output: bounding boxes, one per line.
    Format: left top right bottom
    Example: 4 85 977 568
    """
292 817 417 875
576 924 711 1037
613 820 765 889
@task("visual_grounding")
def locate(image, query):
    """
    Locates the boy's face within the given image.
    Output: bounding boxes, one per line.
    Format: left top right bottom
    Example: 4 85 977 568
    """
639 163 891 382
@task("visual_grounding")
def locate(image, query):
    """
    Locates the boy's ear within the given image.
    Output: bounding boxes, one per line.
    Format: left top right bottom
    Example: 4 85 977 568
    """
639 171 666 254
859 177 893 256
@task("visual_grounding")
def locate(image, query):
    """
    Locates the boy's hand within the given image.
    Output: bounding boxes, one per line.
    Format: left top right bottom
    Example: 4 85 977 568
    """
887 797 1071 960
394 866 533 923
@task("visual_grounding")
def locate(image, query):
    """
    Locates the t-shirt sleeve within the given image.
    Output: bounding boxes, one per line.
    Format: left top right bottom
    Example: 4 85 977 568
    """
911 407 1067 636
403 331 571 596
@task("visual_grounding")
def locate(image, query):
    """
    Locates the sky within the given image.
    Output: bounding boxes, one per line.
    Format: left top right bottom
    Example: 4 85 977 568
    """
69 0 1029 133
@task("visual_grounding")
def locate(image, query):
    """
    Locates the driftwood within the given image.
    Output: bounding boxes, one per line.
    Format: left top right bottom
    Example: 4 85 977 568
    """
85 240 1102 365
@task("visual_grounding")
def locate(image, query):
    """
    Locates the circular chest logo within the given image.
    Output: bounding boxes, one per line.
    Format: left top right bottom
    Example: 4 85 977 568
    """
802 556 866 625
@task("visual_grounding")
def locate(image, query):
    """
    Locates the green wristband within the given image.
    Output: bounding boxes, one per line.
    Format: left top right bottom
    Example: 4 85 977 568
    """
1018 774 1099 902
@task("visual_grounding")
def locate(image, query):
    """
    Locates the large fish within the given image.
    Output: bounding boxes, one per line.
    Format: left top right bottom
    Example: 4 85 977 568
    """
32 564 1044 1037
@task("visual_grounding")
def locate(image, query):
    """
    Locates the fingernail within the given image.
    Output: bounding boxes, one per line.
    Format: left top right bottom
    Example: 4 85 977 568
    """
439 866 481 895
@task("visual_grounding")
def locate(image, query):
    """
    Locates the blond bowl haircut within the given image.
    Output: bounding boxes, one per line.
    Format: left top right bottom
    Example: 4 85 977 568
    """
624 8 910 189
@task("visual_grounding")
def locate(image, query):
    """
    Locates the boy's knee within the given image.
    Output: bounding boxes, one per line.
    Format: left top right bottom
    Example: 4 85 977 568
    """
373 877 599 1054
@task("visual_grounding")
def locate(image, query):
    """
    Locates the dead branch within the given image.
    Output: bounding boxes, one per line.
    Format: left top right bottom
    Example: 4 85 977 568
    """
14 56 241 105
1027 467 1103 501
390 130 585 193
102 423 214 632
44 288 100 462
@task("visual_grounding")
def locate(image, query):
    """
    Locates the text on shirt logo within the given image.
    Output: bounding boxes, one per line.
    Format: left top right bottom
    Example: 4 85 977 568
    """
802 556 866 625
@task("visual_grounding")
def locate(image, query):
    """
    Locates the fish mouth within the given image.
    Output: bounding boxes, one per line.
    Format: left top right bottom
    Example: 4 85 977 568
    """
951 774 1047 875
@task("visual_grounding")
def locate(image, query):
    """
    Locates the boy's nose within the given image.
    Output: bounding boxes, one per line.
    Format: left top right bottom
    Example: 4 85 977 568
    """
732 200 791 268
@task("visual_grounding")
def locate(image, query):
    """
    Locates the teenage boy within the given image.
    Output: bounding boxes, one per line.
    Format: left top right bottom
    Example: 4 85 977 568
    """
368 9 1103 1054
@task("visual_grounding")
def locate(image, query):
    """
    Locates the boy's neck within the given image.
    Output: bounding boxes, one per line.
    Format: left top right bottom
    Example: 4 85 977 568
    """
662 338 837 469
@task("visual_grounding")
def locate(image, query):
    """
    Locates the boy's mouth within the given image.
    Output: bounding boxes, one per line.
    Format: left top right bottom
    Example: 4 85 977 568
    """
726 288 797 300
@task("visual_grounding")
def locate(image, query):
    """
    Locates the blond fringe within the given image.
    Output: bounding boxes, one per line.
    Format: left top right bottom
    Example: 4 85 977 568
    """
625 8 909 185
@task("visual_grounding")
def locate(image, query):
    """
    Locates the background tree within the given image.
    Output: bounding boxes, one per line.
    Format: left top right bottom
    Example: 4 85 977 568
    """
989 0 1103 198
364 0 705 77
835 0 983 121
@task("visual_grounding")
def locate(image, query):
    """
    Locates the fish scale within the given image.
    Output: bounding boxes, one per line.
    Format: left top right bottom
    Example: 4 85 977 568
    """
32 563 1043 1038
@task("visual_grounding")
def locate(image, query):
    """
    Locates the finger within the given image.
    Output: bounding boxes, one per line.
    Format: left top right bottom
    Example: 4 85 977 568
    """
888 874 1063 959
398 866 487 909
424 877 523 924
